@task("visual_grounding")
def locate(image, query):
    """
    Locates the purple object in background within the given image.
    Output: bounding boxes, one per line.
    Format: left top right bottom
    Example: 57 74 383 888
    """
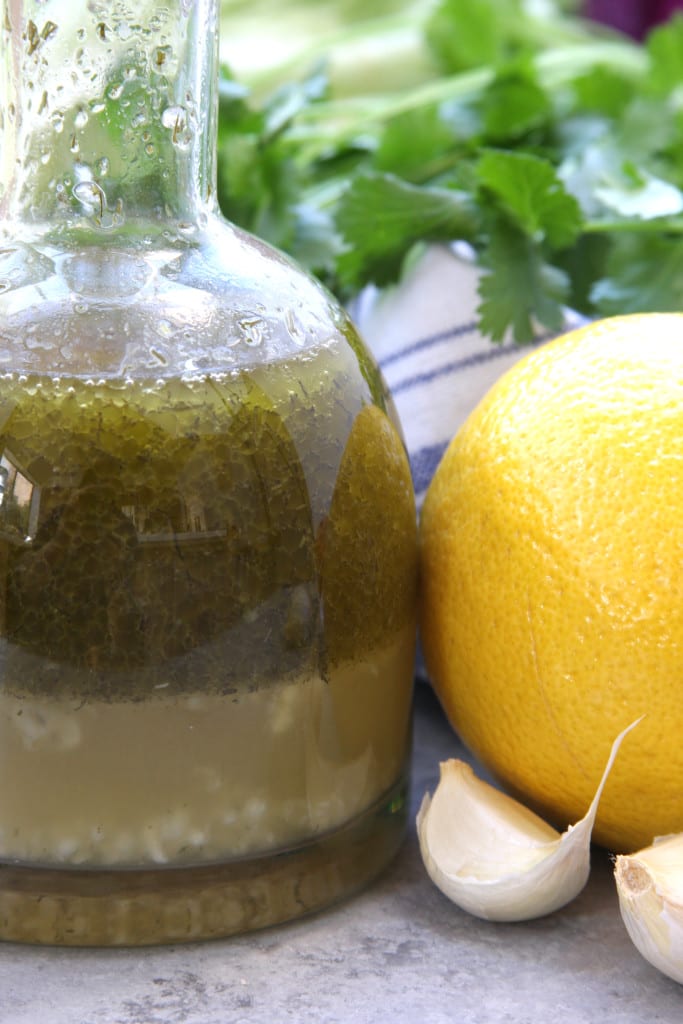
586 0 683 38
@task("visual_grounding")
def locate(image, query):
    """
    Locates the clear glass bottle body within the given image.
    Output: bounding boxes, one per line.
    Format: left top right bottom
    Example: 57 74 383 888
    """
0 0 417 943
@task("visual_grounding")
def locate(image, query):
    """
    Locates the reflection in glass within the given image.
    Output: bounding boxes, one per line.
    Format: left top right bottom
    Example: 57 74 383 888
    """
0 450 40 542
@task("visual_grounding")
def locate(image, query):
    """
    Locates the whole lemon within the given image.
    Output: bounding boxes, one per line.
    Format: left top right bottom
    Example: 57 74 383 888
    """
419 314 683 852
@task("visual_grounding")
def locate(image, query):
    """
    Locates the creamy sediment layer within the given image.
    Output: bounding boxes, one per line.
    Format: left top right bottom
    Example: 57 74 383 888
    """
0 626 414 867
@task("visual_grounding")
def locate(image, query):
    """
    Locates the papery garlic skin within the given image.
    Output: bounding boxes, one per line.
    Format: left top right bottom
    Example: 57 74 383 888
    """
417 761 591 922
615 834 683 985
417 719 640 923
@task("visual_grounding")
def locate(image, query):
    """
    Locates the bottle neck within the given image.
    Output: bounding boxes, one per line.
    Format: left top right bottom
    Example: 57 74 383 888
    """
0 0 219 240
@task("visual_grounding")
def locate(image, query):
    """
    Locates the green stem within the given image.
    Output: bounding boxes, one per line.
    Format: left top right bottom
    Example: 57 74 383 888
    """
284 39 647 159
583 216 683 234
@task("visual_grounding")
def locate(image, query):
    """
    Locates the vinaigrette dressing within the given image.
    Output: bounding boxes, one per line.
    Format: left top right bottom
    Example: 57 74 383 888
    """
0 0 418 943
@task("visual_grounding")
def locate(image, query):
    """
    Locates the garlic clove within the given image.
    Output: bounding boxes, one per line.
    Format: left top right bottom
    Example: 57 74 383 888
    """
614 833 683 984
417 718 641 922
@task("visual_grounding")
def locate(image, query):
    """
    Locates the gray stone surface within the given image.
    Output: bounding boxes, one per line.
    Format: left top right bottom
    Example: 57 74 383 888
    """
2 686 682 1024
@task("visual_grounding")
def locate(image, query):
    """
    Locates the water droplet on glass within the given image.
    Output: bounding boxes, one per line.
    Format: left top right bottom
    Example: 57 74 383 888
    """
107 83 124 101
51 110 64 133
73 180 107 219
161 105 193 148
239 316 265 348
284 309 306 345
74 107 88 129
161 104 185 129
96 156 109 176
154 45 172 69
157 320 174 338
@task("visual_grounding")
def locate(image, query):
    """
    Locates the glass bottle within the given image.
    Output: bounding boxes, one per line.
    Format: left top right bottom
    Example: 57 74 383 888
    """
0 0 418 944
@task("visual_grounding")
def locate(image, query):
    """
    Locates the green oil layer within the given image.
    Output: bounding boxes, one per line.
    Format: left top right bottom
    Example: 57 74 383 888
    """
0 337 417 700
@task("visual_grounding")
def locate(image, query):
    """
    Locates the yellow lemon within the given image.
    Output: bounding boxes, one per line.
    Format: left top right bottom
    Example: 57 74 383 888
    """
419 314 683 852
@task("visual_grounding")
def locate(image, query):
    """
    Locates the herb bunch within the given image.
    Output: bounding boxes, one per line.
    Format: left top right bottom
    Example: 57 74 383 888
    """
217 0 683 341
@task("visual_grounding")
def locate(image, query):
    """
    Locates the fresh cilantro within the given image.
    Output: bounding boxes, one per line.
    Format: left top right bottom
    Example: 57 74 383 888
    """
613 97 679 165
477 150 582 248
215 2 683 342
478 60 553 143
478 222 569 341
373 107 460 182
261 69 329 141
645 14 683 97
572 65 637 118
591 233 683 314
425 0 514 73
335 172 479 289
217 69 337 257
554 233 612 314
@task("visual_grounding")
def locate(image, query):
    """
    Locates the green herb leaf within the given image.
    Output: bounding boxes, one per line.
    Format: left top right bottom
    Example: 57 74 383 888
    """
478 222 570 342
335 172 479 288
425 0 511 73
262 69 329 141
645 14 683 97
477 150 583 248
373 106 459 182
479 59 553 142
288 203 341 277
591 233 683 314
571 65 637 118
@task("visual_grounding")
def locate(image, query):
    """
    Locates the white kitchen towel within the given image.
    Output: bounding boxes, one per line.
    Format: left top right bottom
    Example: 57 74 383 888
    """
353 244 586 512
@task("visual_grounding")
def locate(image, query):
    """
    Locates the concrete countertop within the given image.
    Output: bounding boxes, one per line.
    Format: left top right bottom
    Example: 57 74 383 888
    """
2 684 682 1024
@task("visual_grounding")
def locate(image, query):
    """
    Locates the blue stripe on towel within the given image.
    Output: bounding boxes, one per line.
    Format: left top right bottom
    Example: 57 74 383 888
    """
411 442 449 497
390 342 522 396
378 320 479 369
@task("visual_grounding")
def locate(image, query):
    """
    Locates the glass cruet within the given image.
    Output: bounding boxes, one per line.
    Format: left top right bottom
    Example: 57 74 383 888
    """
0 0 418 944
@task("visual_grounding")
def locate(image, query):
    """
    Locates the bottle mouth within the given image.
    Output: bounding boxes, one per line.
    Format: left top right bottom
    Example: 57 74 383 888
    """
1 0 220 231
